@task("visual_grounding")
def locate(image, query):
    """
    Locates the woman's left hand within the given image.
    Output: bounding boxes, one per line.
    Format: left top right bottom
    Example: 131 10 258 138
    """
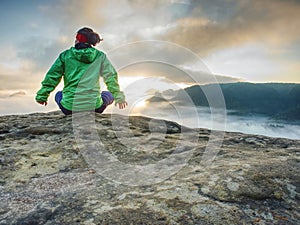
116 101 128 109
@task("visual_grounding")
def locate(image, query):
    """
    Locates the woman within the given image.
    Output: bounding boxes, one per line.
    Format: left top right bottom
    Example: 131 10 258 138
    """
36 27 127 115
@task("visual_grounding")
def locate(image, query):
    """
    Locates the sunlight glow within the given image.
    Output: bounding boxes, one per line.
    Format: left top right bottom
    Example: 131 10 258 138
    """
133 99 147 108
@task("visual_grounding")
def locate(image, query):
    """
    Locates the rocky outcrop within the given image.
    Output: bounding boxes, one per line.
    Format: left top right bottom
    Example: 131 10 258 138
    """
0 111 299 224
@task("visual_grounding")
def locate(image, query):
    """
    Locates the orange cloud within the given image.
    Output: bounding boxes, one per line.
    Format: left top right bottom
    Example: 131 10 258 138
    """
161 0 300 56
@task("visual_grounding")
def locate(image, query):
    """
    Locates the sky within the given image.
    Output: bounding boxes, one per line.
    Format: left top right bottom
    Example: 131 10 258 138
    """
0 0 300 115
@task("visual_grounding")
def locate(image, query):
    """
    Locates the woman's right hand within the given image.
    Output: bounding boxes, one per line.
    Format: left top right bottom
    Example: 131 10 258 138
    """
37 101 48 106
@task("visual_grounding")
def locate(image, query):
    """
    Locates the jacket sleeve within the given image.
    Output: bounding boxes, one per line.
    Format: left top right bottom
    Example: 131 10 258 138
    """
36 54 64 102
100 54 125 103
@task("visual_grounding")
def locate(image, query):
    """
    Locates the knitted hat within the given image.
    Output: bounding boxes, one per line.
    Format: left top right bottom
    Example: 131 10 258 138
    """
76 27 103 46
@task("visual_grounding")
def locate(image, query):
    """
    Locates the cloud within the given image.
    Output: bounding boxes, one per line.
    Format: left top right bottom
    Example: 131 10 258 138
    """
0 42 46 92
0 90 26 99
38 0 107 34
202 43 286 82
0 72 42 92
20 0 295 85
2 0 300 101
17 36 71 72
0 0 299 117
0 94 57 116
119 61 241 84
161 0 300 56
9 91 26 98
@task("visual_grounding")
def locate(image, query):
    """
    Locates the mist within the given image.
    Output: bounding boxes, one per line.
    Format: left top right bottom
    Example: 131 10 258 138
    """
126 102 300 140
1 89 300 140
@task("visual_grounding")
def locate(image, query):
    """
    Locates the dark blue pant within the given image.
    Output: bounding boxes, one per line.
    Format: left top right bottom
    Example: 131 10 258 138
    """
55 91 114 115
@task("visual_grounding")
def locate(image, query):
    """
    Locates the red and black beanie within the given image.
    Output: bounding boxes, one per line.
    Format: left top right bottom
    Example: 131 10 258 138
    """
76 27 103 46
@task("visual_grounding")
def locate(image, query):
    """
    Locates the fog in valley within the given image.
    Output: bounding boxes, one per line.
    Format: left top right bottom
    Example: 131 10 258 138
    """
1 86 299 140
124 101 300 140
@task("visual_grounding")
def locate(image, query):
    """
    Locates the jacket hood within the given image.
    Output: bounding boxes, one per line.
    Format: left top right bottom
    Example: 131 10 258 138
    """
71 47 99 63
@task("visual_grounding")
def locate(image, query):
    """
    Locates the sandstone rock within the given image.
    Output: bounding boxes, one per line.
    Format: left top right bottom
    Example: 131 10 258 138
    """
0 111 299 224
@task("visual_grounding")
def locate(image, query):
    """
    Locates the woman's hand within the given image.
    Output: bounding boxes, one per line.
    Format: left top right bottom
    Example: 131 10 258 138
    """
37 101 48 106
116 101 128 109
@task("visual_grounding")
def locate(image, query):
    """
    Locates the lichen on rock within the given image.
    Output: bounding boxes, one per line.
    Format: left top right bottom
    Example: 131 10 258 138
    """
0 111 299 224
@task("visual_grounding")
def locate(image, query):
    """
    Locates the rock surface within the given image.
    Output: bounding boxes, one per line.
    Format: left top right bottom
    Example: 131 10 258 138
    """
0 111 299 225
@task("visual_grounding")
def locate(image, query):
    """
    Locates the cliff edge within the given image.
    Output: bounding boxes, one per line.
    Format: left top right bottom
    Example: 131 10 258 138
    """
0 111 299 224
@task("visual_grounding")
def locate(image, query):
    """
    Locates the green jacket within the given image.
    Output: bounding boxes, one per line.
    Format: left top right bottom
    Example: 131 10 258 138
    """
36 47 125 111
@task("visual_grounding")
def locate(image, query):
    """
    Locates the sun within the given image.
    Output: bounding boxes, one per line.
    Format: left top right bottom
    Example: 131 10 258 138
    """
133 99 147 108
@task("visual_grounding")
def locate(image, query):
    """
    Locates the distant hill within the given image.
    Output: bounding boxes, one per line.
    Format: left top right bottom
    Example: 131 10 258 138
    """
148 82 300 122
